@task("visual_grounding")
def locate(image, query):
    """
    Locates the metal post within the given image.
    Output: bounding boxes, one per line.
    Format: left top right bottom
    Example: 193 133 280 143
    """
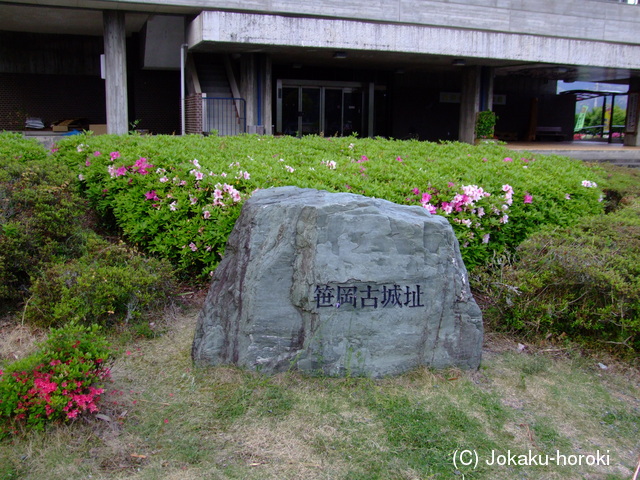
181 43 188 135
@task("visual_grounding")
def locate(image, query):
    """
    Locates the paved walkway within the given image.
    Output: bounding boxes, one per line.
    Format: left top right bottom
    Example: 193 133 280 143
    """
504 141 640 167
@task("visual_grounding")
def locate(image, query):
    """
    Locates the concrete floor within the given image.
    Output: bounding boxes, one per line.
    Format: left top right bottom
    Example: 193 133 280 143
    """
504 141 640 167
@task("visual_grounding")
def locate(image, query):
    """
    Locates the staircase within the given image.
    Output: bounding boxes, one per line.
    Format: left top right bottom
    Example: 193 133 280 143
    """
193 54 245 136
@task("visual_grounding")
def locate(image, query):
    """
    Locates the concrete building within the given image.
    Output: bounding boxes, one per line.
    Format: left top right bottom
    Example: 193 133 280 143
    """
1 0 639 146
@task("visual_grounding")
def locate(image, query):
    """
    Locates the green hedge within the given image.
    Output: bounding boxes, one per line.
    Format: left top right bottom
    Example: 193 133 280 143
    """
0 133 89 306
53 133 607 277
0 132 177 327
475 200 640 354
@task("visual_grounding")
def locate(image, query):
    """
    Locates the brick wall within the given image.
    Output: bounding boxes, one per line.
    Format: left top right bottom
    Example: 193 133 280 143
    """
185 93 203 134
0 72 106 131
0 31 182 134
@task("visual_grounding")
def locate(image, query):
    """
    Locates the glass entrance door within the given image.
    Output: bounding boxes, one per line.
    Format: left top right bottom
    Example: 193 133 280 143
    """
281 86 321 136
278 82 369 137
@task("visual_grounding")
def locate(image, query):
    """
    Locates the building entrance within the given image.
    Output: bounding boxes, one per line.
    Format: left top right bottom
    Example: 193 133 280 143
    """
277 80 366 137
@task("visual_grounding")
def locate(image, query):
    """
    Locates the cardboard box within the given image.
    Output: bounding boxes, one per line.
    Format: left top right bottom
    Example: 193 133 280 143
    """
89 124 108 135
52 125 68 132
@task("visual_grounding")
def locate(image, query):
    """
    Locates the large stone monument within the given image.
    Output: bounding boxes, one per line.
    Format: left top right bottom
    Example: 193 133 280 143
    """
192 187 483 377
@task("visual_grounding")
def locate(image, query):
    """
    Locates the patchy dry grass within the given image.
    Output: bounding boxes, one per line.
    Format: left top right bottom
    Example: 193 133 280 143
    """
1 304 639 480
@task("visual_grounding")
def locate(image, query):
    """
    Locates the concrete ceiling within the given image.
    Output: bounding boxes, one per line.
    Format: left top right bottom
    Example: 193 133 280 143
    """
0 4 150 35
0 2 635 83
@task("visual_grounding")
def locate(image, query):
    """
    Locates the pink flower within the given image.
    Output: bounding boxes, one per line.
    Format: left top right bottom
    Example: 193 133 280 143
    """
523 193 533 204
482 233 490 244
110 151 121 161
565 194 571 200
85 160 91 167
357 155 369 163
412 188 420 195
396 156 403 162
144 190 160 201
203 210 211 219
133 157 154 175
421 193 432 204
93 151 101 157
189 242 197 252
108 165 127 178
502 184 514 205
503 157 513 162
422 203 437 214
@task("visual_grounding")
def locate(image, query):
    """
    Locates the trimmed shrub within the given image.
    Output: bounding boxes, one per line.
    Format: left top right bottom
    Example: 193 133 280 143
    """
0 133 90 307
475 199 640 354
26 235 176 328
53 133 608 276
0 322 112 434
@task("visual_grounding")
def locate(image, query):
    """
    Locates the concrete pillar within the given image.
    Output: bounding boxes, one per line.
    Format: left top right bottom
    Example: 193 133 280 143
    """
624 77 640 147
241 54 257 130
262 55 273 135
241 54 272 134
103 11 128 134
459 66 481 144
479 66 494 112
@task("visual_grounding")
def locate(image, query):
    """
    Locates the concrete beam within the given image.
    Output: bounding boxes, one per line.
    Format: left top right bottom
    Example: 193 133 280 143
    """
188 11 640 71
103 10 128 134
9 0 640 46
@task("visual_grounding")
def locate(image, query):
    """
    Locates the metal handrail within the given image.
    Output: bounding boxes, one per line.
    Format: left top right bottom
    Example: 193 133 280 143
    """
202 97 246 136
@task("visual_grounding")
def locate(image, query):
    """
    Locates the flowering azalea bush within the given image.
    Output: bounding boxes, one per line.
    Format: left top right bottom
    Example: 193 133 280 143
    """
0 322 112 434
54 134 608 274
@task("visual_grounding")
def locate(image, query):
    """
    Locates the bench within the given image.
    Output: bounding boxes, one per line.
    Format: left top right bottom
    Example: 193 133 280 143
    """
536 126 566 141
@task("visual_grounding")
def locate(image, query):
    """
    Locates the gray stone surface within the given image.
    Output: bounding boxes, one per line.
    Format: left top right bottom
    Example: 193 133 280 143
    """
192 187 483 377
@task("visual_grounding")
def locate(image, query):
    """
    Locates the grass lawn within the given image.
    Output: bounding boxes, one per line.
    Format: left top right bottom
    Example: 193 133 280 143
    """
1 294 638 480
